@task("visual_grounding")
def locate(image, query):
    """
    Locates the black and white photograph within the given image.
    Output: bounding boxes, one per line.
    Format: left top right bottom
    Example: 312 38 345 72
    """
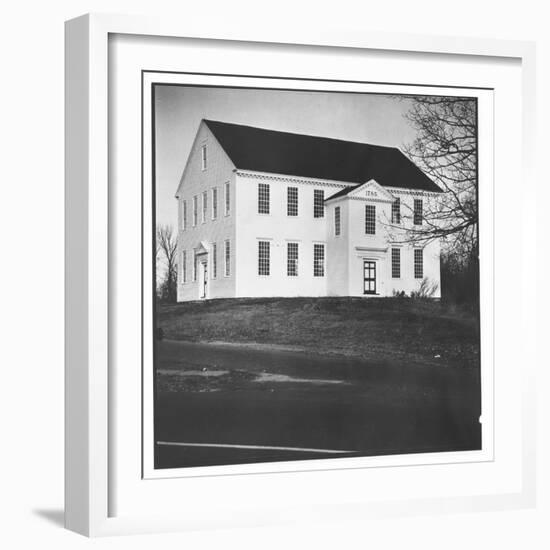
150 83 482 470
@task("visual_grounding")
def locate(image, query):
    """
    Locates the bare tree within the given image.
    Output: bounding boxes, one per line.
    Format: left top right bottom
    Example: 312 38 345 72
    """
156 224 178 302
400 96 478 262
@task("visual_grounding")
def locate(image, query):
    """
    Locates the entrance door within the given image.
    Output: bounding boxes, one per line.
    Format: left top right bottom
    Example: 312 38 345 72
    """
363 260 376 295
200 261 208 299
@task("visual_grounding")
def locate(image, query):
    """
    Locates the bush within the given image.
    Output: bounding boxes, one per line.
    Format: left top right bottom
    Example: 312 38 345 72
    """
410 278 439 299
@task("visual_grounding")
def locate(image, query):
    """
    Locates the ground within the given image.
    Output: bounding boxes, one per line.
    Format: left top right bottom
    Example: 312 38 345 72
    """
154 297 481 468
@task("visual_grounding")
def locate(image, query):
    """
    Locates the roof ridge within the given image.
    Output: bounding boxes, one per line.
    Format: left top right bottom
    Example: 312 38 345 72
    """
203 119 399 152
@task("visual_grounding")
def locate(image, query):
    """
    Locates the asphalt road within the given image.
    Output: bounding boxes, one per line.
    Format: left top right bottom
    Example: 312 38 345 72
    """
154 340 481 469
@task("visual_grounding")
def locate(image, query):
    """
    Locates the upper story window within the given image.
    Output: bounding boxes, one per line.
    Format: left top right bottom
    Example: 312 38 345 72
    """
192 195 198 227
212 188 218 220
201 144 207 171
287 242 299 277
365 204 376 235
258 183 270 214
414 249 423 279
287 187 298 216
313 244 325 277
391 198 401 224
224 182 230 216
202 191 208 223
258 241 270 276
313 189 325 218
391 248 401 278
334 206 341 236
181 200 187 231
414 199 423 225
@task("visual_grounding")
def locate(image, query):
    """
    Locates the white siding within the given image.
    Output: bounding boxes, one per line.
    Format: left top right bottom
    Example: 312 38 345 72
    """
176 123 237 301
234 174 346 297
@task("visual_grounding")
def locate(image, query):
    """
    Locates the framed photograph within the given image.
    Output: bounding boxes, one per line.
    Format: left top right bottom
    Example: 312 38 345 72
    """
65 13 536 536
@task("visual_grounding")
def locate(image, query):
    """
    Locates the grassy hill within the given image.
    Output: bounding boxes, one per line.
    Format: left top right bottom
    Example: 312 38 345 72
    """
157 297 480 369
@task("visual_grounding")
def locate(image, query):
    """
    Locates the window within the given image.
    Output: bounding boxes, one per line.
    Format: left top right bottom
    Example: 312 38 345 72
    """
314 189 325 218
182 200 187 231
212 188 218 220
414 249 423 279
224 240 231 277
202 191 208 223
192 195 198 226
287 242 299 277
414 199 423 225
258 241 270 276
334 206 341 236
391 198 401 224
287 187 298 216
192 250 197 281
224 182 230 216
258 183 270 214
181 251 187 283
212 243 217 279
201 144 207 170
365 204 376 235
391 248 401 278
313 244 325 277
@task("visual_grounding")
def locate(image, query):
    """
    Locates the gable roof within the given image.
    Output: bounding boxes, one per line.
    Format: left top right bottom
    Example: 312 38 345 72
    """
203 119 442 193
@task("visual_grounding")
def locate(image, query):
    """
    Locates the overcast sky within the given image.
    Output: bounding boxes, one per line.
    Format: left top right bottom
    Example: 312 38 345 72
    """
154 86 418 230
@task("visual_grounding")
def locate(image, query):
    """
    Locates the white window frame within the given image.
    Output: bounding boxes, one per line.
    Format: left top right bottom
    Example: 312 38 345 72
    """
224 239 231 277
257 240 270 276
211 242 217 279
287 186 298 216
224 182 230 216
181 250 187 284
313 243 325 277
391 247 401 279
414 248 423 279
201 143 207 171
287 241 299 277
334 206 341 236
258 183 270 214
182 200 187 231
211 187 218 220
201 191 208 223
192 195 198 227
313 189 325 218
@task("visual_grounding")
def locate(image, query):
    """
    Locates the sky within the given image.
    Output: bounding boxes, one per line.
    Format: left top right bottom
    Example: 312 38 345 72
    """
153 86 419 230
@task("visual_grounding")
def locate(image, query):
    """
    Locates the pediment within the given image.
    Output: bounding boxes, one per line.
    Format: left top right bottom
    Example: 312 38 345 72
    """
195 241 211 255
348 179 395 202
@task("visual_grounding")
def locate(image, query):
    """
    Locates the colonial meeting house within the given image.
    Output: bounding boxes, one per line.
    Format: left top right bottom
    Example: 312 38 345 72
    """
175 120 443 302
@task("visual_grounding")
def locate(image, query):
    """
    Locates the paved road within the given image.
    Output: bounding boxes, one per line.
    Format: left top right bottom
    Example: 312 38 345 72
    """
154 340 481 469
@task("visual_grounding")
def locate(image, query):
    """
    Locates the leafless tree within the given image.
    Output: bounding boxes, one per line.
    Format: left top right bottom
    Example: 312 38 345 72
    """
400 96 478 263
156 224 178 302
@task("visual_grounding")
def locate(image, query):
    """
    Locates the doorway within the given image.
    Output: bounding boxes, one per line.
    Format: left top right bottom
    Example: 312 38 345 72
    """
363 260 376 295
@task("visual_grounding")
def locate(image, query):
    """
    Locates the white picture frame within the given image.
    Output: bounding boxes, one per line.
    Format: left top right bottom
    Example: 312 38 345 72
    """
65 13 537 537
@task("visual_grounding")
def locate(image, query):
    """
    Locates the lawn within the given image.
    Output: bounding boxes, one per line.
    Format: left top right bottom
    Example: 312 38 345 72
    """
156 297 480 369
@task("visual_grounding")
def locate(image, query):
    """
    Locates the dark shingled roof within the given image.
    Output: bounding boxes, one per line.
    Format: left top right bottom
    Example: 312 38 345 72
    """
204 119 442 193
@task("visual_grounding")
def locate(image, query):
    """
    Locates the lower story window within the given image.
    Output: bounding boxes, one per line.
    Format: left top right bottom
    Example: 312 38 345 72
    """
287 242 299 277
193 250 197 281
181 251 187 283
313 244 325 277
258 240 270 276
391 248 400 278
224 240 231 277
212 243 217 279
414 249 423 279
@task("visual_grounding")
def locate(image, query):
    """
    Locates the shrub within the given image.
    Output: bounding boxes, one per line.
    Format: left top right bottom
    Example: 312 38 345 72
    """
410 278 439 299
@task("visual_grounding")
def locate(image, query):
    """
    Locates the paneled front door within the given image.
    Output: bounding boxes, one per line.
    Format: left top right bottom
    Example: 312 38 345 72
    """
363 260 376 295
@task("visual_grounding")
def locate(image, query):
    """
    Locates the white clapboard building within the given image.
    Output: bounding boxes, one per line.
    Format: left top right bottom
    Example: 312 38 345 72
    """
175 120 443 301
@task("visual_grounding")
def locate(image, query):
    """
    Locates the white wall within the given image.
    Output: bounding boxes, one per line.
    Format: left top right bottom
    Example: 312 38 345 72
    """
235 174 346 297
2 1 547 549
176 123 237 301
